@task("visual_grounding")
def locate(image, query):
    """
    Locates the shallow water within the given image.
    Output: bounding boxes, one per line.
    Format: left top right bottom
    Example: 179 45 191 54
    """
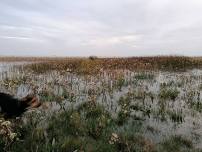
1 62 202 148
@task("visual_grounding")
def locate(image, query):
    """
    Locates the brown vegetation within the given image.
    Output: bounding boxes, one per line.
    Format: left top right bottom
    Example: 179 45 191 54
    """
15 56 202 74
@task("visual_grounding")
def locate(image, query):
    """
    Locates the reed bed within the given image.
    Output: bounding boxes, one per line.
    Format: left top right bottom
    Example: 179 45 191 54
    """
1 56 202 73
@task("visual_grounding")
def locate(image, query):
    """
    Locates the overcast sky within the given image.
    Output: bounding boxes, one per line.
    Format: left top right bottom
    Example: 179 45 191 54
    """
0 0 202 57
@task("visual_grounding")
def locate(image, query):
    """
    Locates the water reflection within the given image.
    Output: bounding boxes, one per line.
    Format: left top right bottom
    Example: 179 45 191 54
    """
0 62 202 148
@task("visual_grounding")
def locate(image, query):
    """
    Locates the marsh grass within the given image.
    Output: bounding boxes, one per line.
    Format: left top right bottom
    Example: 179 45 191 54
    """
158 135 194 152
18 56 202 75
7 102 151 152
0 56 202 151
159 87 180 101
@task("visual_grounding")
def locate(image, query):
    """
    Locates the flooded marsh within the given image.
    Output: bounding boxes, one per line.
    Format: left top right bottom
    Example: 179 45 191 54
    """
1 57 202 152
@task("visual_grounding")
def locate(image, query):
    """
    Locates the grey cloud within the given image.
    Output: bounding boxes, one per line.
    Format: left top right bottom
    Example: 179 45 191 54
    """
0 0 202 56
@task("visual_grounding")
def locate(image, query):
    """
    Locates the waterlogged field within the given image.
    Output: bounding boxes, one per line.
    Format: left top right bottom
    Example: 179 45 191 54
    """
1 57 202 152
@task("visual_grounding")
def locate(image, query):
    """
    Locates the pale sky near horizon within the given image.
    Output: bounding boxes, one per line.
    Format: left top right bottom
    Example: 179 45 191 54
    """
0 0 202 57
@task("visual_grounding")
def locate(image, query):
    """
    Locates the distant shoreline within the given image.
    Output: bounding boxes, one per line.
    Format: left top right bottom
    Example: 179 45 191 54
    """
0 55 202 62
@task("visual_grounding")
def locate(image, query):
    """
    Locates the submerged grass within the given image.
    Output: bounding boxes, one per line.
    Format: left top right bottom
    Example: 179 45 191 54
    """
1 56 202 151
6 102 152 152
158 135 194 152
159 87 180 101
